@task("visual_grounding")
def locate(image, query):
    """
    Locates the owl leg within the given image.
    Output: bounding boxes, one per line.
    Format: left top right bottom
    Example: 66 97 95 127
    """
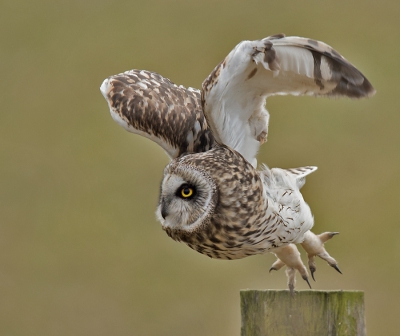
270 244 311 296
300 231 341 281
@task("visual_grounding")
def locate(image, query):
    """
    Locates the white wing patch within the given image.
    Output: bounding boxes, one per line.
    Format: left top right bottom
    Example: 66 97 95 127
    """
202 34 375 167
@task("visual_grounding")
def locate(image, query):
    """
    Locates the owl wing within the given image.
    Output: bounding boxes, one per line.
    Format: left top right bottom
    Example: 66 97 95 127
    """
100 70 215 159
201 34 375 167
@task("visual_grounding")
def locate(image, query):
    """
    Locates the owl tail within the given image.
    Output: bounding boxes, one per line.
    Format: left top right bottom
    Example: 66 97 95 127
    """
283 166 318 189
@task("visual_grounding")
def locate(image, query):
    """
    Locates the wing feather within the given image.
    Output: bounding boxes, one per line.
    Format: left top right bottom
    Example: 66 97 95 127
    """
202 34 375 167
100 70 215 159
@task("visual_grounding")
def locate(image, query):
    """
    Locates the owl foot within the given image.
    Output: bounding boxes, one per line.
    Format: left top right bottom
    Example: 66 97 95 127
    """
300 231 341 281
270 244 311 296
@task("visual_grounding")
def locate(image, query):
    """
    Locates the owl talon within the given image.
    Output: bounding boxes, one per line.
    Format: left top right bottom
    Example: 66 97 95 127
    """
310 265 316 281
303 275 312 289
269 258 285 272
301 231 341 278
332 264 342 274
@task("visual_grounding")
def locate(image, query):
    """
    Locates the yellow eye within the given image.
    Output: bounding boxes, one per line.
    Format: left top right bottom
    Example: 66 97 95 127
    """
181 186 194 198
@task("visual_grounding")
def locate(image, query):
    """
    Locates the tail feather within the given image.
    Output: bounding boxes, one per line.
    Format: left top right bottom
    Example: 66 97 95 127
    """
284 166 318 189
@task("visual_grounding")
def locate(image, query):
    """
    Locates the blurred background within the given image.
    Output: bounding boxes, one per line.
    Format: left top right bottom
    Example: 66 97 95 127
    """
1 0 399 335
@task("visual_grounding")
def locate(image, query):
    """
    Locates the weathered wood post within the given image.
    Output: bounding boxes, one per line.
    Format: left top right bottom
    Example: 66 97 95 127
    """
241 290 365 336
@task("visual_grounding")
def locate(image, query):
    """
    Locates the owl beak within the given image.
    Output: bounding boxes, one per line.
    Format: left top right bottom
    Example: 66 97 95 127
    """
161 203 169 219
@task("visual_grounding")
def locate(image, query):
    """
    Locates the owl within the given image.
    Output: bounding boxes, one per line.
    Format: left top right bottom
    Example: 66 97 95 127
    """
100 34 375 295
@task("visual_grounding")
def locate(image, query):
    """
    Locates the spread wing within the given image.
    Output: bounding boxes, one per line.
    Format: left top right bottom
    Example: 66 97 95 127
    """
201 34 375 167
100 70 215 159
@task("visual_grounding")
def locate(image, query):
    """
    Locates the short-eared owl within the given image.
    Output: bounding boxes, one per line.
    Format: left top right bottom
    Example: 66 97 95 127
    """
100 34 375 294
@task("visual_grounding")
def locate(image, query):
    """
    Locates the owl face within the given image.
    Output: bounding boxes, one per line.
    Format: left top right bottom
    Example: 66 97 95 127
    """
156 163 218 234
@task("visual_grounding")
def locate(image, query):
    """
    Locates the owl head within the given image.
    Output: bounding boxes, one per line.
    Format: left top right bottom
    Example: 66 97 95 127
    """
156 157 218 235
156 147 264 240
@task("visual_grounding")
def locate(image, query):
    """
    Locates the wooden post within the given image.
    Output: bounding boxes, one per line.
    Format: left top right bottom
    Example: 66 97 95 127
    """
240 290 366 336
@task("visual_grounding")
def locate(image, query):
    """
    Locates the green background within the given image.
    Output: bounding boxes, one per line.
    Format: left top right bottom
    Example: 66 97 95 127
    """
1 0 399 335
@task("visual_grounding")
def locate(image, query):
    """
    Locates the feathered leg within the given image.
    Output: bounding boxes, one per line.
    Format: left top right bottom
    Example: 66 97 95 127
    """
270 244 311 296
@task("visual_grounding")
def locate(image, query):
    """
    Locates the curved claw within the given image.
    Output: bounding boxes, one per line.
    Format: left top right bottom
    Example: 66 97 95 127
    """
310 266 316 282
303 276 312 289
332 264 342 274
323 232 339 241
269 257 285 273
